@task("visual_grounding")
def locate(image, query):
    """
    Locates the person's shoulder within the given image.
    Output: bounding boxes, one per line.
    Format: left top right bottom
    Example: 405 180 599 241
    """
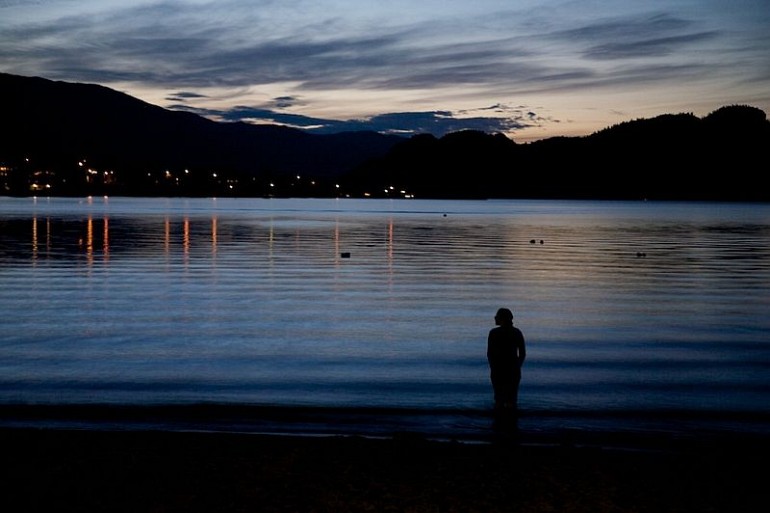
489 326 504 336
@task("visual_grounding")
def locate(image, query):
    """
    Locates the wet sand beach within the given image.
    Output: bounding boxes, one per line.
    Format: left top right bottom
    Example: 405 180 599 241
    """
1 427 766 513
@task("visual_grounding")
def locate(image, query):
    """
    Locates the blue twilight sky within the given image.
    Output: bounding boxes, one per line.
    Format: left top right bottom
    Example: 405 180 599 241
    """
2 0 769 141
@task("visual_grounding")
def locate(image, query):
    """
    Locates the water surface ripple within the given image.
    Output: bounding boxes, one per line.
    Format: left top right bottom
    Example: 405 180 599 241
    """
1 197 768 440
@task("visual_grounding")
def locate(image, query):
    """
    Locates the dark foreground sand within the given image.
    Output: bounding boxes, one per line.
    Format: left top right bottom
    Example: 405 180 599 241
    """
1 427 767 513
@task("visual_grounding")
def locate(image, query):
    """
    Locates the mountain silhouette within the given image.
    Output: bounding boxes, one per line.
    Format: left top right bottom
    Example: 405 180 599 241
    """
1 72 767 201
0 72 403 196
346 106 769 201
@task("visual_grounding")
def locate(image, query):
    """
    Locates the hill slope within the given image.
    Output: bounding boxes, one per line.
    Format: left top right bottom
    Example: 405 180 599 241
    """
345 106 769 201
2 72 767 200
0 72 403 196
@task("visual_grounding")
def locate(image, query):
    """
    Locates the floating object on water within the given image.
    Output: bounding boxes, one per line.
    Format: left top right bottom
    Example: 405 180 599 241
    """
341 252 351 258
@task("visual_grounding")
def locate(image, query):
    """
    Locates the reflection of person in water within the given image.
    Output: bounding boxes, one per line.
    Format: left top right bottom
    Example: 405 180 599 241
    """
487 307 526 410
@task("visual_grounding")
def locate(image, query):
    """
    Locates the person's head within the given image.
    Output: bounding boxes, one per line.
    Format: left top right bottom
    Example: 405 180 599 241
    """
494 308 513 325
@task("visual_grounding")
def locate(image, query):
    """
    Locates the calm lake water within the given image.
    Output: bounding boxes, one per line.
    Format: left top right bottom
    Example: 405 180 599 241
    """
1 196 769 442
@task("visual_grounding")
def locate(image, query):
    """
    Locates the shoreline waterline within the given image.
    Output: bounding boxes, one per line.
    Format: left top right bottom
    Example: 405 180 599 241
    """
2 402 768 450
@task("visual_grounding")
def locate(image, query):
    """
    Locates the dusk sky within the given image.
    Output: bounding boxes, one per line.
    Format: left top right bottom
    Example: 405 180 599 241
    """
2 0 769 141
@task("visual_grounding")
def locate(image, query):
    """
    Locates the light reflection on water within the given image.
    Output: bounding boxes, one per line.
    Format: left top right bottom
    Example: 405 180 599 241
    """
1 197 769 424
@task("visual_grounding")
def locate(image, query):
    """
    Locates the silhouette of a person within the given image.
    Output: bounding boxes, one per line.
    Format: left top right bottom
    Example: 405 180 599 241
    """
487 307 526 410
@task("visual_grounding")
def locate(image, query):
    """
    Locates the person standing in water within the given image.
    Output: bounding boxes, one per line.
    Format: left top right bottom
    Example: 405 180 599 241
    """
487 307 526 410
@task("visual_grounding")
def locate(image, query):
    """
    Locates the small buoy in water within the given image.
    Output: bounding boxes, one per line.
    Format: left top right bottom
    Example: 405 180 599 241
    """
530 239 536 244
540 240 544 244
341 252 351 258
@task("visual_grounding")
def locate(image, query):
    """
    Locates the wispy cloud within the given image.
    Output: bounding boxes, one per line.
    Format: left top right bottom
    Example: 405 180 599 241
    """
171 103 533 136
555 13 720 60
2 1 768 138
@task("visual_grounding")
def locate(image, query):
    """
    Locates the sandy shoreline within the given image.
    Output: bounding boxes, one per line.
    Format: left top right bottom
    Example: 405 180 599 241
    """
1 427 767 512
3 402 768 447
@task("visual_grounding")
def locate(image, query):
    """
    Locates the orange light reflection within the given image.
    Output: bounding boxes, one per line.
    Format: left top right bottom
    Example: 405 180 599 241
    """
211 216 218 256
103 216 110 262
